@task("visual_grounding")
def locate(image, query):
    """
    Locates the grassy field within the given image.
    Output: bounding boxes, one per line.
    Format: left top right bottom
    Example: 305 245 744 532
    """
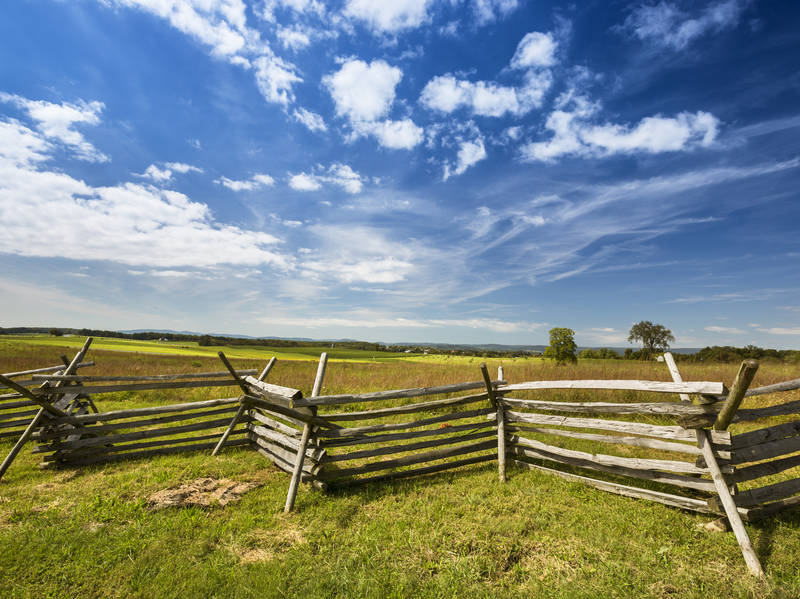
1 337 799 598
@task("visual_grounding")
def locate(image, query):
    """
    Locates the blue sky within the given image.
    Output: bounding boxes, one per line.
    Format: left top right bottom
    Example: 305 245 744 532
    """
1 0 799 348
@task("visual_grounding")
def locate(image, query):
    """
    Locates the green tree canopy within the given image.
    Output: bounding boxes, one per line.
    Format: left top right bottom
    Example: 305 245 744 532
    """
544 327 577 364
627 321 675 358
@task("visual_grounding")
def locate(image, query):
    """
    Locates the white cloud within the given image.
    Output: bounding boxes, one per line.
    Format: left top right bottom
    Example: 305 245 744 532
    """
521 93 720 162
0 120 290 270
258 313 544 332
343 0 433 33
292 107 327 132
0 93 108 162
165 161 202 174
216 173 275 191
510 32 558 69
704 326 744 334
324 59 402 122
324 59 423 150
755 327 800 336
443 137 487 180
625 0 745 50
472 0 520 25
138 162 202 183
357 118 424 150
288 163 364 193
277 26 311 50
101 1 303 107
419 68 552 118
289 172 323 191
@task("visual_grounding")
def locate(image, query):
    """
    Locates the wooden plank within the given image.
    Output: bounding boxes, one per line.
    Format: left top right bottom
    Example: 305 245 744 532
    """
243 376 302 402
29 379 243 396
248 424 324 458
727 479 800 508
515 461 718 514
329 454 495 489
62 398 239 424
316 407 495 438
499 380 724 395
730 436 800 465
295 380 503 408
324 430 497 463
33 369 258 382
254 447 317 482
732 422 800 449
42 430 248 461
0 411 41 427
512 434 711 475
697 429 764 576
662 353 692 403
321 392 489 421
504 410 731 445
321 439 497 480
241 395 318 423
511 446 716 492
49 438 250 467
0 400 39 412
1 361 93 379
320 420 497 448
210 405 246 457
506 425 705 456
743 494 800 521
732 454 800 484
37 416 246 451
250 410 302 437
744 377 800 398
714 360 759 431
501 397 716 418
250 436 320 475
33 405 240 441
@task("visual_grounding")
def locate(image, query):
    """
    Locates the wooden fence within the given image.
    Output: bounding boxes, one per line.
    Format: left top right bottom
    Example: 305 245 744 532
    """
3 339 800 576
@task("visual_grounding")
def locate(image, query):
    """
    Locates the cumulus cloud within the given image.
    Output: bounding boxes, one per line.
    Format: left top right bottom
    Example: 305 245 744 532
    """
0 118 290 270
521 93 720 161
324 58 423 150
216 173 275 191
343 0 433 33
510 31 558 69
325 59 402 122
443 137 487 180
0 92 108 162
419 31 556 118
288 163 364 193
624 0 745 50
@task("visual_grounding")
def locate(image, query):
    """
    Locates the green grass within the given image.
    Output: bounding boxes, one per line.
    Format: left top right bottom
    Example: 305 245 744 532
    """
1 337 799 597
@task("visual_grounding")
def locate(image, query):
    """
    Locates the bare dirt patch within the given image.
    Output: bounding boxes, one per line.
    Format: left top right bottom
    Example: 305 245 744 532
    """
147 477 263 510
234 525 308 563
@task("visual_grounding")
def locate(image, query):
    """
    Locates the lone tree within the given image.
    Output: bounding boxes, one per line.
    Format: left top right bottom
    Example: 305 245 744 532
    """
628 321 675 359
544 327 577 364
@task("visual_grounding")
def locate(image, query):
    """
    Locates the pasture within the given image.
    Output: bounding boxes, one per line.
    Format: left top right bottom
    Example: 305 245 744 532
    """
1 337 799 598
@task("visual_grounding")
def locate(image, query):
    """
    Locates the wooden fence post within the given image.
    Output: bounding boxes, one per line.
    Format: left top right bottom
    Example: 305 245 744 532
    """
285 352 327 513
480 363 505 482
663 354 763 576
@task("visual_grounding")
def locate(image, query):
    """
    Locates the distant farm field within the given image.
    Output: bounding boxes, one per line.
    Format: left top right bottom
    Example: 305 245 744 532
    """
1 336 799 598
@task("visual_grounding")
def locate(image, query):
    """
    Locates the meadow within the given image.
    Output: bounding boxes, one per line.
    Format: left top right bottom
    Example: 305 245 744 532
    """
1 336 799 598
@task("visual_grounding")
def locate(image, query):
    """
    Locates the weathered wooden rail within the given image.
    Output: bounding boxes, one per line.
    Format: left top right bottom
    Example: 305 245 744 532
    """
3 339 800 576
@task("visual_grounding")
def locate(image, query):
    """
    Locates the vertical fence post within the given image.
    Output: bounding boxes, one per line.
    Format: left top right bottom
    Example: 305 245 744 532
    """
663 353 763 576
285 352 327 513
480 363 505 483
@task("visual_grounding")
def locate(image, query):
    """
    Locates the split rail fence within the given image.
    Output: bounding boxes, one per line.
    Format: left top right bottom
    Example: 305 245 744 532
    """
2 338 800 576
